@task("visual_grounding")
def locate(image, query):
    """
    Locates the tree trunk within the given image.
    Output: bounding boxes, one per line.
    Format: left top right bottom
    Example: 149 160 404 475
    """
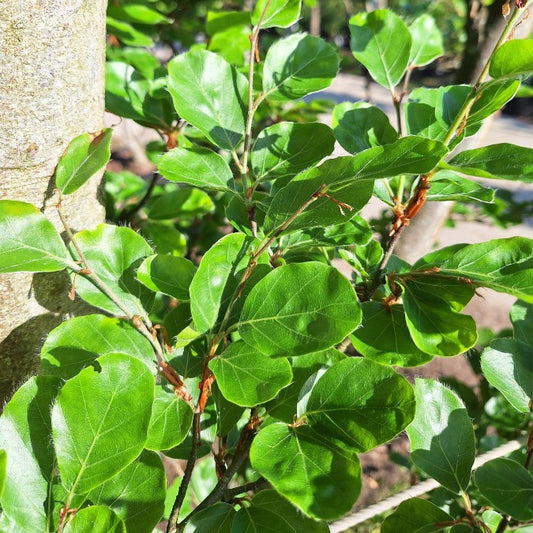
0 0 107 404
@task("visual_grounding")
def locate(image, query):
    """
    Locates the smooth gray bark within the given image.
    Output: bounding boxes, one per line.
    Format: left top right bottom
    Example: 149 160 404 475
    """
0 0 107 403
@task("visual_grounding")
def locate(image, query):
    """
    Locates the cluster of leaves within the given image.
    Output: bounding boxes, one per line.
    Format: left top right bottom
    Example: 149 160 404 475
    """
2 1 533 532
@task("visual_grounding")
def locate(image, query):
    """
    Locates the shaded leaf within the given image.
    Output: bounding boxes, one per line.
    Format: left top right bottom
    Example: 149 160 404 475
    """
382 498 454 533
427 170 495 203
63 506 126 533
183 502 235 533
510 300 533 345
147 188 214 220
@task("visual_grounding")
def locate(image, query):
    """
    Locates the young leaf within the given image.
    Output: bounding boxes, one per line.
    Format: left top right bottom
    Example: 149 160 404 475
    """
305 357 416 451
427 170 495 203
168 49 248 150
63 506 126 533
183 502 235 533
475 458 533 521
263 33 339 102
408 14 443 67
71 224 154 317
0 376 62 531
350 302 433 367
252 0 301 29
55 129 112 195
481 338 533 413
232 490 329 532
350 9 411 91
489 39 533 80
381 498 454 533
209 341 292 407
239 262 361 357
145 387 193 450
88 450 166 533
137 254 196 300
40 314 154 379
251 122 335 181
0 200 68 273
407 379 475 493
52 353 154 494
158 147 236 193
250 424 361 520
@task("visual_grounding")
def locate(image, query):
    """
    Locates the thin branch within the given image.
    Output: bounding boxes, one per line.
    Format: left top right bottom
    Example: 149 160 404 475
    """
222 478 269 500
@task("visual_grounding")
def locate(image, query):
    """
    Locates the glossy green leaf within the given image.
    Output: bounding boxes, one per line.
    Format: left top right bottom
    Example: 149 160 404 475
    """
490 39 533 79
427 170 495 203
0 376 61 530
168 49 248 149
183 502 235 533
209 341 292 407
52 353 154 494
510 300 533 345
481 338 533 413
251 122 335 181
148 188 214 220
55 129 112 195
40 314 154 379
482 510 504 533
71 224 154 317
107 4 170 24
252 0 301 28
189 233 268 333
446 143 533 182
0 450 5 500
158 147 236 193
305 358 415 451
350 9 411 90
350 302 433 367
239 262 361 357
63 506 126 533
263 33 339 102
332 102 398 154
137 254 196 300
409 15 443 67
407 379 475 493
145 387 193 450
381 498 454 533
250 424 361 520
0 200 68 273
475 458 533 520
88 450 166 533
402 276 478 357
232 490 329 532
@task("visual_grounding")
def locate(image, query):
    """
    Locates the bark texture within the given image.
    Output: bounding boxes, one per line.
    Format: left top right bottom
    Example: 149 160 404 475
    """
0 0 107 403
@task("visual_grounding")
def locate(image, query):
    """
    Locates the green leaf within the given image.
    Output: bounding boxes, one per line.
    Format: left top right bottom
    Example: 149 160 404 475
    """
232 490 329 532
52 353 154 494
401 276 478 357
408 15 443 67
168 49 248 150
490 39 533 79
189 233 268 333
55 129 112 195
0 376 62 531
305 357 415 451
88 450 166 533
209 341 292 407
427 170 495 203
445 143 533 182
63 506 126 533
381 498 454 533
332 102 398 154
137 254 196 300
250 424 361 520
145 387 193 450
158 147 236 193
183 502 235 533
107 4 170 24
252 0 301 29
147 188 214 219
141 221 187 256
251 122 335 181
481 338 533 413
0 450 5 500
207 11 251 35
510 300 533 345
475 458 533 520
407 379 475 493
106 17 153 47
71 224 154 317
0 200 68 273
350 9 411 91
40 314 154 379
263 33 339 102
350 302 433 367
239 262 361 357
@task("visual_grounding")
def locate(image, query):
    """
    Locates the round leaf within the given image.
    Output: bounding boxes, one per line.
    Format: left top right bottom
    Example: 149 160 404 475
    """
305 358 416 451
63 506 126 533
52 353 154 494
183 502 235 533
239 262 361 357
381 498 454 533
